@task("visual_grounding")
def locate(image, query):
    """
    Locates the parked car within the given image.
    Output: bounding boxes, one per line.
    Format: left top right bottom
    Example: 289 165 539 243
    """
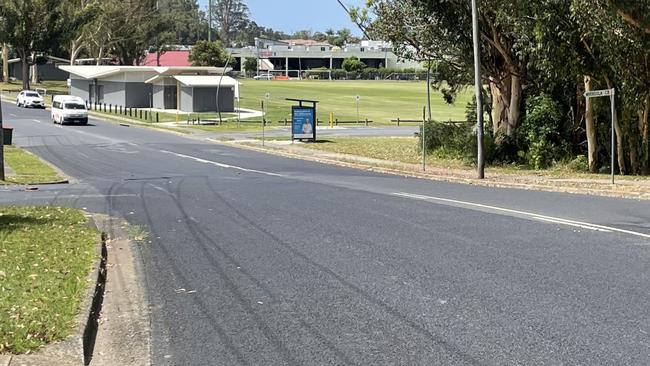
16 90 45 108
51 95 88 125
253 73 274 80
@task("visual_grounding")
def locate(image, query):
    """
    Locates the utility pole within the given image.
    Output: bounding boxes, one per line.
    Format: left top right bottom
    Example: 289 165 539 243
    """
208 0 213 42
471 0 485 179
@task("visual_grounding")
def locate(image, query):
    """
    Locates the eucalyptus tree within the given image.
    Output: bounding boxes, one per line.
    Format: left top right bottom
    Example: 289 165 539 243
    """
0 0 65 89
358 0 531 144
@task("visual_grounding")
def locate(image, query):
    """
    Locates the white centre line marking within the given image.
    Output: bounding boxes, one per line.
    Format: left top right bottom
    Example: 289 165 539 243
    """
159 150 285 178
393 192 650 239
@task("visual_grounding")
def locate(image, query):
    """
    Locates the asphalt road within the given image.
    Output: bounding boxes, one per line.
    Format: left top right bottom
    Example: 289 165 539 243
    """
2 101 650 365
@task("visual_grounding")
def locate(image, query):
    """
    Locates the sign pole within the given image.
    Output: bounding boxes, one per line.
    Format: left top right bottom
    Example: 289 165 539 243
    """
584 88 616 184
422 106 426 172
355 95 360 124
261 100 265 146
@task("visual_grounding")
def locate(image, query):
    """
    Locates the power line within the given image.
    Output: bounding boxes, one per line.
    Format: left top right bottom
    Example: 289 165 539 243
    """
335 0 372 39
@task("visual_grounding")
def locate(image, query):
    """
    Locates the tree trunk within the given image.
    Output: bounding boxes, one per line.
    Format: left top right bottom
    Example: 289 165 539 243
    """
614 108 626 175
21 56 30 90
489 72 522 143
506 73 523 137
2 44 8 83
96 46 104 66
70 37 84 65
584 76 598 173
489 81 507 137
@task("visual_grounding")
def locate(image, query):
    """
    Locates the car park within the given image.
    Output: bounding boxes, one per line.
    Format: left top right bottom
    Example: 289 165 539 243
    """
51 95 88 125
16 90 45 108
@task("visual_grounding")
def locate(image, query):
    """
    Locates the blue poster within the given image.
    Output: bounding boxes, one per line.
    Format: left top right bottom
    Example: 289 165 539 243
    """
292 107 315 138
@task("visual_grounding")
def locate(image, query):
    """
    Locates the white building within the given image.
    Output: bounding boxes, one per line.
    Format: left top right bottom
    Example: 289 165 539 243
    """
229 38 422 77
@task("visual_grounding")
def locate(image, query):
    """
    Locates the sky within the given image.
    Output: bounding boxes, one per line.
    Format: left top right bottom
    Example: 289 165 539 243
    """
197 0 365 36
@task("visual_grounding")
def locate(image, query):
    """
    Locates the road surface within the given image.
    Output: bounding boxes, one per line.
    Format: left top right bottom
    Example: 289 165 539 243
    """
1 101 650 365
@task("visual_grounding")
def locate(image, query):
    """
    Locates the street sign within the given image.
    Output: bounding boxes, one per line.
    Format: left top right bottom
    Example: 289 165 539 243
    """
584 89 615 98
583 88 617 184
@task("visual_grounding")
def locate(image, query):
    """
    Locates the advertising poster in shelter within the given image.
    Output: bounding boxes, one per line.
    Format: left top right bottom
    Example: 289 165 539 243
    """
292 106 316 140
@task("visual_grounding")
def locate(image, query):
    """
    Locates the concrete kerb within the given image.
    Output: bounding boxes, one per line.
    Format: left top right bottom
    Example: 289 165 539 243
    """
1 214 151 366
2 214 107 366
216 139 650 201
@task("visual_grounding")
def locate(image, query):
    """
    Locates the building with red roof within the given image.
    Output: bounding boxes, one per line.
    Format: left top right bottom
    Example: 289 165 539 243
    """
141 51 192 67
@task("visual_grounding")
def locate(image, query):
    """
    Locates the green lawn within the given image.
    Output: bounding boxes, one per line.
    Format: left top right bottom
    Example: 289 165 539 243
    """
238 80 471 124
2 146 63 185
0 206 97 354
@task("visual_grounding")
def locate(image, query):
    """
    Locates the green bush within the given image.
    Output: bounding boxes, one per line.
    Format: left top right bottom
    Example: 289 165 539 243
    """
565 155 589 172
521 94 569 169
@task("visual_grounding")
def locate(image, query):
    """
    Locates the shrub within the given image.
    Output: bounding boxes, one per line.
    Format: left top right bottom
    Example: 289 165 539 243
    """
565 155 589 172
521 94 569 169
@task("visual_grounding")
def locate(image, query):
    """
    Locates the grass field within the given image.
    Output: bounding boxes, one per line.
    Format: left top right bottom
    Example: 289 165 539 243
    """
238 80 472 124
1 146 63 185
0 206 97 354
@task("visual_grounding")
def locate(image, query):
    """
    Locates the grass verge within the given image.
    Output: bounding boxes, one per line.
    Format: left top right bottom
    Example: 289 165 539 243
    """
2 146 63 185
287 136 650 182
0 206 97 354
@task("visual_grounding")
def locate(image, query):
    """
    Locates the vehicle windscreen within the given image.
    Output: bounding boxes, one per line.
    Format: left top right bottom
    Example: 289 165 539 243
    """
26 93 40 98
64 103 86 110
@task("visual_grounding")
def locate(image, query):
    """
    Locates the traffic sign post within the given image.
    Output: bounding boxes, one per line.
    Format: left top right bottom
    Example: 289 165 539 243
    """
355 95 361 124
584 88 616 184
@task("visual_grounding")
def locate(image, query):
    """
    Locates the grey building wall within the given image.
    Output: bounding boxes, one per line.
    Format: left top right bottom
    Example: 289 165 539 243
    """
152 85 165 109
69 80 152 108
70 79 90 102
191 87 234 113
180 86 193 112
10 62 70 81
125 82 153 108
101 81 126 107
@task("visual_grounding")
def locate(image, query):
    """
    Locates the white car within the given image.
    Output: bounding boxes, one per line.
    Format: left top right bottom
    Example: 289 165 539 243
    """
51 95 88 125
16 90 45 108
253 73 274 80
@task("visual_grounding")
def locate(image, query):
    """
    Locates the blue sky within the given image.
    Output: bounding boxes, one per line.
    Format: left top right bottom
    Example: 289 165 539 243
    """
198 0 365 35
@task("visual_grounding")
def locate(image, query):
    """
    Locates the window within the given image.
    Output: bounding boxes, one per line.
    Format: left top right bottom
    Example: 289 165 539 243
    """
64 103 86 110
26 92 40 98
53 101 61 109
321 47 326 51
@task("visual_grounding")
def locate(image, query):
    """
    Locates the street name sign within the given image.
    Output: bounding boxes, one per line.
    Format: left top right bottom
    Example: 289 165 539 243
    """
584 89 615 98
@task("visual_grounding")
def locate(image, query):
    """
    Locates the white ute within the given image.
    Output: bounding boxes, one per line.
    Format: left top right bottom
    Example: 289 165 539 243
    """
51 95 89 125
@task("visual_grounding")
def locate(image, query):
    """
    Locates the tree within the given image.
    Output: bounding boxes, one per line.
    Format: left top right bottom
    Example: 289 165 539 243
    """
211 0 250 46
342 56 366 72
188 40 228 66
0 0 67 89
60 0 100 65
360 1 531 144
243 57 257 76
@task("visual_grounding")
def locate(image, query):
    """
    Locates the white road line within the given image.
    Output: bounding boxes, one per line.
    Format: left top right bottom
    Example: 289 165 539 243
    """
159 150 285 178
393 192 650 239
